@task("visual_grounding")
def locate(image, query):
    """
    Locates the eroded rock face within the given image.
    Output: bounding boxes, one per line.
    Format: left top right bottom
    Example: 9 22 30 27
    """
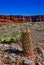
0 15 4 19
4 16 10 20
0 15 44 24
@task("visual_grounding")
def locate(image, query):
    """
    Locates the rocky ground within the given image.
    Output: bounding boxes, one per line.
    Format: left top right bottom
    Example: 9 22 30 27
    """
0 22 44 65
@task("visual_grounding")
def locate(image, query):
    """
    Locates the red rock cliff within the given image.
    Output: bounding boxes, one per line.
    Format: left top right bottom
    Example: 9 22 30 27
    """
0 15 44 23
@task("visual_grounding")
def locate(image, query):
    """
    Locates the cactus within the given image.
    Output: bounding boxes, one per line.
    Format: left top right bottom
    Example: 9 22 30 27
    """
21 29 33 56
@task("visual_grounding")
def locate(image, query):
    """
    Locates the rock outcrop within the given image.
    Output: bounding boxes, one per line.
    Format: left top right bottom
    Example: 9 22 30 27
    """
0 15 44 23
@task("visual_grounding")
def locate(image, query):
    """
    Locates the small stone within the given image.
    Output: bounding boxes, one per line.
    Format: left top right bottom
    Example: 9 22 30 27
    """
23 58 33 64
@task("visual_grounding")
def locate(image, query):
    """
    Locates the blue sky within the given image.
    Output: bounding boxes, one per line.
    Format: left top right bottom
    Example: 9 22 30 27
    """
0 0 44 16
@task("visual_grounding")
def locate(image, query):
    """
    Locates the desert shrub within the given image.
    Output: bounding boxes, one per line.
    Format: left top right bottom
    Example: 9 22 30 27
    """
1 37 5 42
1 36 20 43
4 36 11 42
12 31 20 37
1 36 11 43
10 37 16 43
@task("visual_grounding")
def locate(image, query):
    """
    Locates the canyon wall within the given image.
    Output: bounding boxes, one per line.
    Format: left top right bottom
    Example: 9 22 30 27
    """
0 15 44 23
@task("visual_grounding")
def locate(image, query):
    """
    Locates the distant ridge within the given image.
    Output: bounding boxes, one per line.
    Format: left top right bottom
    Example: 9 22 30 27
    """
0 15 44 26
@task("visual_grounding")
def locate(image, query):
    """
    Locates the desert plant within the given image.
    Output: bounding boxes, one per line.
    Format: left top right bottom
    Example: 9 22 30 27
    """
1 36 11 43
1 36 20 43
1 37 5 42
21 29 33 56
12 31 20 37
10 37 16 43
5 36 11 42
